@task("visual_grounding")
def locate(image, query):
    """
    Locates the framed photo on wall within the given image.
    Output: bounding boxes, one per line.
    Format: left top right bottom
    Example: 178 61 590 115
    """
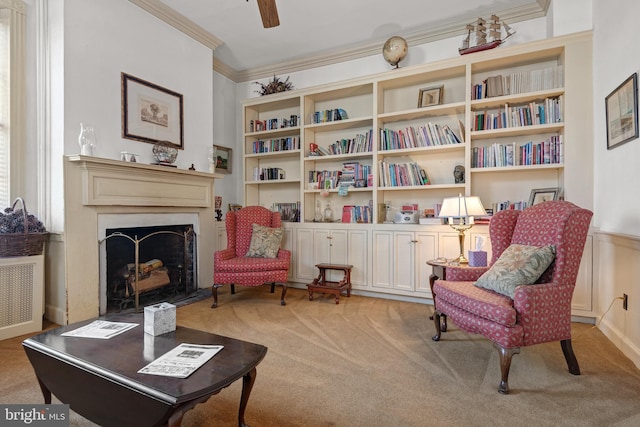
213 145 232 174
605 73 638 150
528 187 561 207
121 73 184 148
418 85 444 108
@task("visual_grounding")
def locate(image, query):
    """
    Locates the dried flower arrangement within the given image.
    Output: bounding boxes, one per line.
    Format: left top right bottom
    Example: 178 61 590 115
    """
254 75 294 96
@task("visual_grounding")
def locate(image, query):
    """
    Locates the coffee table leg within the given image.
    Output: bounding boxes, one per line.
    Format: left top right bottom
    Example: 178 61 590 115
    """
239 367 257 427
36 377 52 404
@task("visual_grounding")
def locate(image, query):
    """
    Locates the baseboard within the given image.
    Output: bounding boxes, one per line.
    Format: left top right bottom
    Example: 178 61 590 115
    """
45 304 66 325
599 318 640 369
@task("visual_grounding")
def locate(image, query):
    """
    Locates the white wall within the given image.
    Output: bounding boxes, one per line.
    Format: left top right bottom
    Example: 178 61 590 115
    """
592 0 640 367
49 0 214 231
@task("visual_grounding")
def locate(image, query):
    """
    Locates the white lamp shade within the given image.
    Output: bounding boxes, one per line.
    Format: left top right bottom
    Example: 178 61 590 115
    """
438 195 487 218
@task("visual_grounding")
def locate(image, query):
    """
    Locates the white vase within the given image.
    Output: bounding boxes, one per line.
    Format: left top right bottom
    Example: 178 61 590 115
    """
78 123 96 156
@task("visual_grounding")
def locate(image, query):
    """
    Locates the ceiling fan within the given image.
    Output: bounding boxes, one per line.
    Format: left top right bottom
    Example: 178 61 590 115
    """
247 0 280 28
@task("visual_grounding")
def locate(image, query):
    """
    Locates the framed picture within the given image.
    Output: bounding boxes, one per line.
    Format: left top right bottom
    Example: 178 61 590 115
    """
418 85 444 108
228 204 242 212
121 72 184 148
213 145 232 174
605 73 638 150
528 187 561 207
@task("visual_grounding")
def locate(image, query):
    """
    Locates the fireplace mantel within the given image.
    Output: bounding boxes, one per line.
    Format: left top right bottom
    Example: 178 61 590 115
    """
53 156 222 324
68 155 221 207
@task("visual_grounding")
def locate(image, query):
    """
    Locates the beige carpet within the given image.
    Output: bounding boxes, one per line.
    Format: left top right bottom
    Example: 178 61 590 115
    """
2 286 640 427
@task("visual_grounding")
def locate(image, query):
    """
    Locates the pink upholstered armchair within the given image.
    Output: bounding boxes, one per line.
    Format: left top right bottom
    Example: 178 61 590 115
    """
432 200 592 394
212 206 290 307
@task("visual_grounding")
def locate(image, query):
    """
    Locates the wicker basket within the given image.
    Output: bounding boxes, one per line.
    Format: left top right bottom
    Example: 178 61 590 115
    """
0 197 48 257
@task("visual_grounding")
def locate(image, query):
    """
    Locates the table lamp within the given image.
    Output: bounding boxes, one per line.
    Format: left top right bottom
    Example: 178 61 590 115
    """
438 194 487 264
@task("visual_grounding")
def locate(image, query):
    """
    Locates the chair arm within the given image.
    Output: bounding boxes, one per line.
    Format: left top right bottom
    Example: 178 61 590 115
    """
214 248 236 263
276 248 291 262
513 283 575 342
445 265 489 282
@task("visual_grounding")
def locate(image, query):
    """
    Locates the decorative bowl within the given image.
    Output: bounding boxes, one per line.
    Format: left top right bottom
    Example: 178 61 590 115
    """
152 141 178 165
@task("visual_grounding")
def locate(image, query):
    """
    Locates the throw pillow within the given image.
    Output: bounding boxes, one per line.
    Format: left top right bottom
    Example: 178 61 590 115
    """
474 244 556 298
245 223 283 258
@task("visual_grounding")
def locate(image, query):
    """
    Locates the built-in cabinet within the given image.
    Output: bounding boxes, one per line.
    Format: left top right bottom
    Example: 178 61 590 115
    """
237 32 595 316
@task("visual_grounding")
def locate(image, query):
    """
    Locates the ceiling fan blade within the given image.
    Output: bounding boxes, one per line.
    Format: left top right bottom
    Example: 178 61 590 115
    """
257 0 280 28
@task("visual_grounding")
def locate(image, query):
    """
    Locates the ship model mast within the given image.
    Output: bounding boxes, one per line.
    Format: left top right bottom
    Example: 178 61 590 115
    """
459 15 515 55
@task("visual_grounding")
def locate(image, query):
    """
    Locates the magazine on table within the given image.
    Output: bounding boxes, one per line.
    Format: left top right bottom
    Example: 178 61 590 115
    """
138 343 224 378
60 320 139 339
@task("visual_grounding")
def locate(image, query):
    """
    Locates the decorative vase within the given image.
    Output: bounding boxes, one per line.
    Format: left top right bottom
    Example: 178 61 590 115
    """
152 141 178 166
78 123 96 156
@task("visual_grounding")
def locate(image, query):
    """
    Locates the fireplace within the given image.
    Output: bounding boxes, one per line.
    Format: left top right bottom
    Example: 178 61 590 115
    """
57 156 221 324
102 223 196 313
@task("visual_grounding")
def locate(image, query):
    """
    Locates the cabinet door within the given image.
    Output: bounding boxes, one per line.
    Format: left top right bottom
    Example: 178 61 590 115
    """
414 232 438 296
394 232 415 291
372 231 394 289
347 229 369 288
295 228 316 282
327 229 347 282
439 231 464 261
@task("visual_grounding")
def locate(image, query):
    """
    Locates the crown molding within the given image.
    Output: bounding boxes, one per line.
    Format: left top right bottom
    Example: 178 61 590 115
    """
128 0 550 83
214 1 550 83
128 0 224 50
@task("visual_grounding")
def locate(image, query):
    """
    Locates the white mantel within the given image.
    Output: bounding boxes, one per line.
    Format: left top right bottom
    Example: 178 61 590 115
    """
56 156 222 324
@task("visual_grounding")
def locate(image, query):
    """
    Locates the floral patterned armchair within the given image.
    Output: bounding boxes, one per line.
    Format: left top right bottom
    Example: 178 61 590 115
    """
212 206 290 307
431 200 592 394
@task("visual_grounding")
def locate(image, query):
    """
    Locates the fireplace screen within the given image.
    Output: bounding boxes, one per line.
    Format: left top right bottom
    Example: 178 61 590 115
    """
103 224 196 312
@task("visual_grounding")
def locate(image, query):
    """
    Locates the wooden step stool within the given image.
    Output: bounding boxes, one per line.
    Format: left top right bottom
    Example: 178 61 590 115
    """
307 263 353 304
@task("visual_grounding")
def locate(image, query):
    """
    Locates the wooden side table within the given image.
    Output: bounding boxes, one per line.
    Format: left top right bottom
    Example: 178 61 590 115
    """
307 263 353 304
426 259 450 331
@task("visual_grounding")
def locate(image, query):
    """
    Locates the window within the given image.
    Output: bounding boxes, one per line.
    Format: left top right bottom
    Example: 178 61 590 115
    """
0 1 26 208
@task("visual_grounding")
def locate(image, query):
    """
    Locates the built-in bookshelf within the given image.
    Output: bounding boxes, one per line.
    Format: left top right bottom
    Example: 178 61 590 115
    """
241 32 592 225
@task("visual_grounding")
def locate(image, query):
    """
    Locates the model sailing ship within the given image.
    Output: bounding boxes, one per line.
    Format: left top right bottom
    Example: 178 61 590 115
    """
459 15 515 55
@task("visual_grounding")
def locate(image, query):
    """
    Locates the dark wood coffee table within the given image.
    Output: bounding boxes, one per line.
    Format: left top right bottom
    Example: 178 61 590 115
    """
22 314 267 427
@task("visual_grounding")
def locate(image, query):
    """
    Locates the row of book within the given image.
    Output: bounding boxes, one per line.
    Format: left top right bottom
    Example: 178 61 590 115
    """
341 205 373 224
310 108 348 124
473 96 563 131
272 202 300 222
308 169 342 189
252 167 285 181
312 130 373 155
338 162 372 187
379 122 463 150
250 115 299 132
251 137 300 153
471 65 564 100
378 159 430 187
472 135 564 168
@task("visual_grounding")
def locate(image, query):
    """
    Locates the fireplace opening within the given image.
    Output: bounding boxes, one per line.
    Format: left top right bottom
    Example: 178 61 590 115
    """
104 224 196 312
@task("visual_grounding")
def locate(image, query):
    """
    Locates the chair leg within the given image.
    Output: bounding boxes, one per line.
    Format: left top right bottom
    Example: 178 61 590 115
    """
494 343 520 394
230 284 236 294
561 339 581 375
270 283 275 293
431 310 442 341
210 284 220 308
280 283 287 306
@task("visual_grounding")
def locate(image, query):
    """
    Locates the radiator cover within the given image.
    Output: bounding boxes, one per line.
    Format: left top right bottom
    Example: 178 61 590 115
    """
0 255 44 340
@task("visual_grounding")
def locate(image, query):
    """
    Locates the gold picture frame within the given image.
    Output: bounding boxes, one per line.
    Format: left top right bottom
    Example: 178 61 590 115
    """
418 85 444 108
213 145 232 174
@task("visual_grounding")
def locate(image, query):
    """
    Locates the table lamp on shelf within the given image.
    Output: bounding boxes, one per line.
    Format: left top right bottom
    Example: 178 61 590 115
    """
438 194 487 264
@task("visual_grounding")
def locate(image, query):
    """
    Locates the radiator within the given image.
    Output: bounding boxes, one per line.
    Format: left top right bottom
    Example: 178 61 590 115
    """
0 255 44 340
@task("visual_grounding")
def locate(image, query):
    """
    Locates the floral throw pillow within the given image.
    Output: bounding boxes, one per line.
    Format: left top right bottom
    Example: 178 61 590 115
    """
474 244 556 298
245 224 283 258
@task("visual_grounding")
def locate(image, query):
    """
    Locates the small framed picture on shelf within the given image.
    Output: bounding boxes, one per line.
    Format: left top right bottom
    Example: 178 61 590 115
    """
605 73 638 150
228 204 242 212
528 187 561 207
418 85 444 108
213 145 232 174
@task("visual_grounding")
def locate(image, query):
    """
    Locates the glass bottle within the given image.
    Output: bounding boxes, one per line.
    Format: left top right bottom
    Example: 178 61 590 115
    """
78 123 96 156
314 200 323 222
324 202 333 222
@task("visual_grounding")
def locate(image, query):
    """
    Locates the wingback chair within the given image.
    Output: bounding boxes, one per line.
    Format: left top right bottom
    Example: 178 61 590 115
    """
431 200 593 394
212 206 290 307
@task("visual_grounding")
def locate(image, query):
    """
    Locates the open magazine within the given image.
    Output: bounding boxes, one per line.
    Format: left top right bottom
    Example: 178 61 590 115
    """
138 343 224 378
61 320 138 339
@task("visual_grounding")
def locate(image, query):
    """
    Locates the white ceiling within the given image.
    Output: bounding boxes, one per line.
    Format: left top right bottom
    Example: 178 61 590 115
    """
145 0 549 81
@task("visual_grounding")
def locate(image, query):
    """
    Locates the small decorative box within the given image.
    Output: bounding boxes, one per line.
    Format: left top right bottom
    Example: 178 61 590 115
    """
144 302 176 336
468 250 488 267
